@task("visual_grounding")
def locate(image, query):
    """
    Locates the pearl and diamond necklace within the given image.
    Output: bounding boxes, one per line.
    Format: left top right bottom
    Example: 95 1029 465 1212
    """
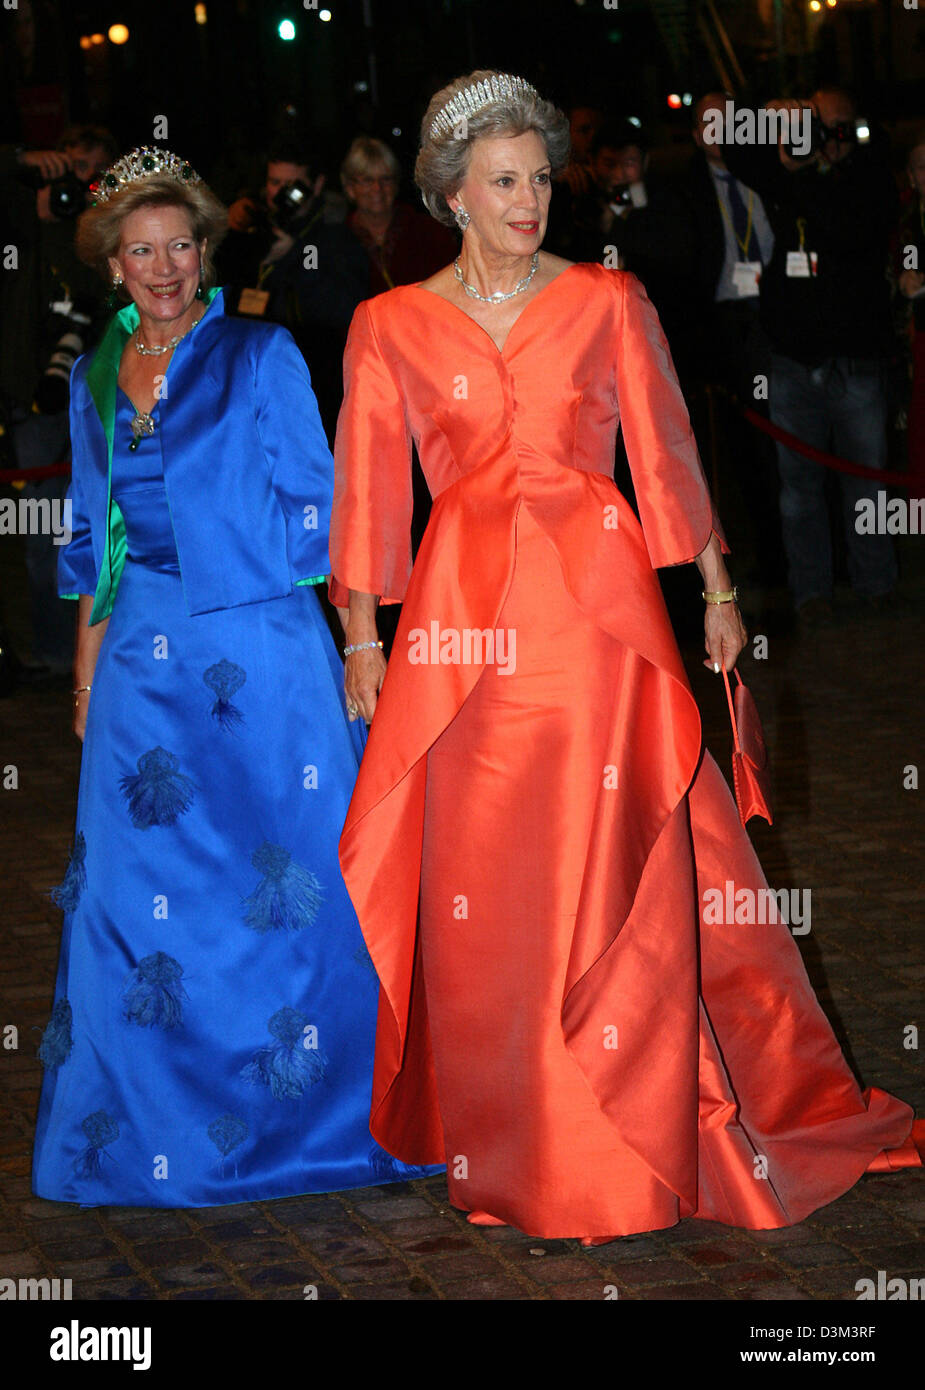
133 313 203 356
128 313 203 448
453 251 539 303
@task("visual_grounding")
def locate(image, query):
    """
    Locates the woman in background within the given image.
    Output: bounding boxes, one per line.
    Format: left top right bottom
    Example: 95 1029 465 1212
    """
342 136 457 296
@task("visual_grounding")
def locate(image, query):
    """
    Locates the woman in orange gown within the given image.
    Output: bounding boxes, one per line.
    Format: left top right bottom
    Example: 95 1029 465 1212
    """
330 71 921 1242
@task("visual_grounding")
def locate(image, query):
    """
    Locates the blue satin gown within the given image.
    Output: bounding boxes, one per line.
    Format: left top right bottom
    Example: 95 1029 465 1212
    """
32 387 438 1206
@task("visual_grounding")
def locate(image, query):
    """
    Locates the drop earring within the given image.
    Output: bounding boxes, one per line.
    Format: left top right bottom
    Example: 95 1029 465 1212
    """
454 204 470 232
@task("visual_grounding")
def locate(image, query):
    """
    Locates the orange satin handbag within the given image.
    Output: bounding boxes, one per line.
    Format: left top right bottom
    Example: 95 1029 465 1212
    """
722 666 773 826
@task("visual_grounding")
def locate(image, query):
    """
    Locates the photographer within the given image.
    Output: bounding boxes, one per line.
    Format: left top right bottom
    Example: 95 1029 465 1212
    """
717 88 899 625
547 121 694 377
681 92 782 586
216 140 369 439
0 126 115 678
892 129 925 495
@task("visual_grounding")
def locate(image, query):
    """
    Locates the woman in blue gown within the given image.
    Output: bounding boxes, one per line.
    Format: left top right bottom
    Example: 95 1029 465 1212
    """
31 147 435 1206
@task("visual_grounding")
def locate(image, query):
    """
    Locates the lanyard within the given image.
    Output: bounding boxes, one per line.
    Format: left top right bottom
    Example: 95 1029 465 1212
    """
716 184 754 260
796 215 808 252
257 207 323 287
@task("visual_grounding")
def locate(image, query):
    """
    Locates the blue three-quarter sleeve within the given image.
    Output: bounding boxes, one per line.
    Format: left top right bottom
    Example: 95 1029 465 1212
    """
58 361 100 600
253 326 334 586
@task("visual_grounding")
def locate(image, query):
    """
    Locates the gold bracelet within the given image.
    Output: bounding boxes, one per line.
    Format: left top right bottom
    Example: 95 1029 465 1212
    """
702 587 738 605
72 685 92 695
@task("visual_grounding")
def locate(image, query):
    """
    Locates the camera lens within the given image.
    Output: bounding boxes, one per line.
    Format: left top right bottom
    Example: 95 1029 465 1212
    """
272 179 314 233
48 173 89 219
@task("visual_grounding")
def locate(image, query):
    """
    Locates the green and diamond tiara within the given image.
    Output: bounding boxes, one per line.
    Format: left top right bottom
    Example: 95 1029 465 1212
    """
91 146 202 204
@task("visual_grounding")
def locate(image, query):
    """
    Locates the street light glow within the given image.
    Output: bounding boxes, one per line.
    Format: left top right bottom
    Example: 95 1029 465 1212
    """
108 24 129 45
278 19 296 40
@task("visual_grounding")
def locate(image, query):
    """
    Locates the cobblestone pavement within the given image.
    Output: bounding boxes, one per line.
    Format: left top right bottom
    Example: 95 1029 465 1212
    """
1 537 922 1304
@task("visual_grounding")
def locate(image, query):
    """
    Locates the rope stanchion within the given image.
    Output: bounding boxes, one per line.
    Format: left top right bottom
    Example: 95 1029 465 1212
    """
739 404 914 491
0 461 70 484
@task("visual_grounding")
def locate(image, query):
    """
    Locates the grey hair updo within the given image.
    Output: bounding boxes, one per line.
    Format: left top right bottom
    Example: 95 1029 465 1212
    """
415 69 571 228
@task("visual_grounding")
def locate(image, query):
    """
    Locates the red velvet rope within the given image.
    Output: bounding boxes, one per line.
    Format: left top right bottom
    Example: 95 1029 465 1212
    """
740 405 915 490
0 460 71 483
1 407 918 494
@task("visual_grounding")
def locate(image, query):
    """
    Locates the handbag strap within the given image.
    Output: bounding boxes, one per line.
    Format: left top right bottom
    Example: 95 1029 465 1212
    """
721 666 744 755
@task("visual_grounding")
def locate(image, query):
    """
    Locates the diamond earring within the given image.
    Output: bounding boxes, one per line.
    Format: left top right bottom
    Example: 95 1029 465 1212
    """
454 204 470 231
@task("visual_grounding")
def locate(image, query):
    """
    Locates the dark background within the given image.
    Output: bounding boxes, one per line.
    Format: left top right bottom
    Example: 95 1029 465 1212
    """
3 0 924 197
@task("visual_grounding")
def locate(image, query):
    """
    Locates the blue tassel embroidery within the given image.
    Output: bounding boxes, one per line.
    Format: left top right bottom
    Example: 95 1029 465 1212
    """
241 1006 327 1099
203 659 246 730
368 1140 431 1182
50 832 87 912
37 998 73 1068
242 842 323 933
74 1110 119 1178
123 952 187 1029
208 1113 249 1178
120 747 196 829
353 942 378 980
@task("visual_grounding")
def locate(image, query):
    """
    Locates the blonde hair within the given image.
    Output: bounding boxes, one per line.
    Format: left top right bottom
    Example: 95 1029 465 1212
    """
76 175 228 300
341 137 401 193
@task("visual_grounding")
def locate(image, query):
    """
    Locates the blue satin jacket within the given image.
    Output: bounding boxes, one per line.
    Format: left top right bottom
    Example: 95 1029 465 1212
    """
60 288 334 623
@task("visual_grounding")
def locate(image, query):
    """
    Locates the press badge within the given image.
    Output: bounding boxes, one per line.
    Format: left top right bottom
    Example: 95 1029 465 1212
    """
238 287 270 316
786 251 818 278
732 261 761 296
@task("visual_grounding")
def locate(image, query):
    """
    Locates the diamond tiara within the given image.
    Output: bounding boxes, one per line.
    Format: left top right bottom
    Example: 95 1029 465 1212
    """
91 147 202 204
429 74 539 140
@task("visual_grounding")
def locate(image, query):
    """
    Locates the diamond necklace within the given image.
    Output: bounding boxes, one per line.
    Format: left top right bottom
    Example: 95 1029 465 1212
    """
134 313 203 356
454 252 539 303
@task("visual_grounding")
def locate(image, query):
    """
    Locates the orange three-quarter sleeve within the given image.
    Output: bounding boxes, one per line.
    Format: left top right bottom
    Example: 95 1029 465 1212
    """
614 271 728 570
330 299 414 608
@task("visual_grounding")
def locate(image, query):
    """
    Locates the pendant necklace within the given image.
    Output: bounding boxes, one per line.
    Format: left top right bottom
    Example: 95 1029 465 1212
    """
128 313 203 450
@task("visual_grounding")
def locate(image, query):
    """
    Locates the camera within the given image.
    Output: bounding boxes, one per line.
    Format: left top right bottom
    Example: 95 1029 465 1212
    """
35 301 92 413
271 178 318 234
820 117 870 147
16 164 91 219
785 116 871 161
606 183 633 209
47 172 90 219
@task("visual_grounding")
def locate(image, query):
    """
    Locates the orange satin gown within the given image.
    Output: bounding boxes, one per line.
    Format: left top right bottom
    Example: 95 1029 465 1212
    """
330 264 921 1239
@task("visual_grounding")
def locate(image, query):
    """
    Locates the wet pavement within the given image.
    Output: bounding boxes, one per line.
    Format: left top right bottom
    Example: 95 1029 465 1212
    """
1 530 922 1307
